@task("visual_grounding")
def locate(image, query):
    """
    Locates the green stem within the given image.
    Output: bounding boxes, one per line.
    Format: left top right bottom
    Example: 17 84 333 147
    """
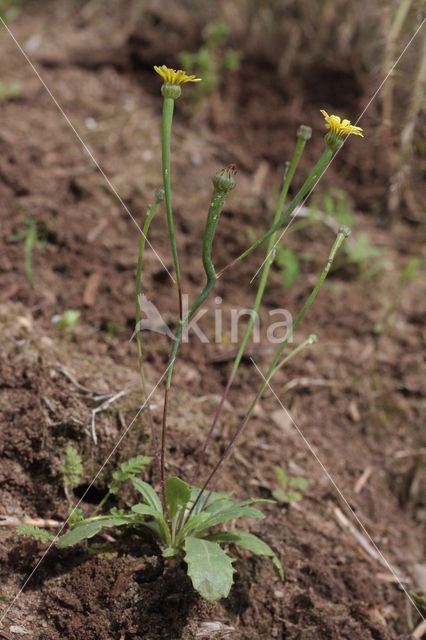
160 184 231 513
162 97 183 319
135 196 163 479
91 490 111 517
192 226 350 507
136 199 162 391
219 147 333 274
190 134 308 486
165 188 228 391
230 136 307 381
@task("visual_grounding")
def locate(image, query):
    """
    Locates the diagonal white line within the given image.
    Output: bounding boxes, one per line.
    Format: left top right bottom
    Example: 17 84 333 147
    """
0 361 172 624
250 357 426 622
250 16 425 283
0 16 175 284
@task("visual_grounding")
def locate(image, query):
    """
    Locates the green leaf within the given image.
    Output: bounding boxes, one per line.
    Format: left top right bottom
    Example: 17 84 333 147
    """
189 488 232 515
162 547 180 558
276 246 300 290
184 537 234 601
289 477 308 491
131 503 161 518
410 591 426 614
345 233 382 265
189 506 264 537
237 498 276 507
272 488 288 503
131 503 170 545
61 445 83 488
285 490 302 503
17 524 54 544
52 310 81 333
108 455 150 494
207 531 284 580
275 466 288 489
177 512 211 541
68 507 84 527
165 476 191 519
57 517 130 548
132 478 162 513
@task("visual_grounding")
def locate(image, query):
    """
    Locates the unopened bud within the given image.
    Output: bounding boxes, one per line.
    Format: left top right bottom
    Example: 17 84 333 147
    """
212 164 237 193
155 187 165 202
297 125 312 141
339 224 351 238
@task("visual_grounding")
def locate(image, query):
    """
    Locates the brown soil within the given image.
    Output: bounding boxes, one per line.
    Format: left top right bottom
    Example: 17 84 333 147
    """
0 2 425 639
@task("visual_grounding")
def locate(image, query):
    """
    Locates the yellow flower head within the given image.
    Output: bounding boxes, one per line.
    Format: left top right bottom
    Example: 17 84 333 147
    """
154 65 201 86
320 109 363 139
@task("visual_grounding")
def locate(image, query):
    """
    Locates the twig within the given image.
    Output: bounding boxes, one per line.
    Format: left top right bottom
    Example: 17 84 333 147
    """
280 377 335 394
90 390 129 444
354 466 373 494
394 448 426 459
413 620 426 639
334 506 407 582
0 516 61 528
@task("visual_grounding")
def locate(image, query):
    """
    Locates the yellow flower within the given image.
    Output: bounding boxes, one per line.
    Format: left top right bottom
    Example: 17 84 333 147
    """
154 65 201 86
320 109 364 139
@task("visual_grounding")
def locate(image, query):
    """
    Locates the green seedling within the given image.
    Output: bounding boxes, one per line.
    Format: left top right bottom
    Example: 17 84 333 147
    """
179 20 240 99
18 452 151 549
17 524 54 543
0 0 20 22
322 190 355 227
0 80 20 101
56 478 282 602
374 256 422 334
410 591 426 616
52 309 81 333
7 218 45 287
62 444 83 488
275 245 300 290
272 467 308 504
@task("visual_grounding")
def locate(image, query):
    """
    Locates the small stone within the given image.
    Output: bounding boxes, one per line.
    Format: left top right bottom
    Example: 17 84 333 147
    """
85 117 97 130
10 626 30 634
271 409 292 434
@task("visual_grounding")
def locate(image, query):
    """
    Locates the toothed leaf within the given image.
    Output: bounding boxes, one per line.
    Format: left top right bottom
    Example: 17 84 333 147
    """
17 524 54 544
207 530 284 580
108 455 150 494
184 537 234 601
57 517 130 548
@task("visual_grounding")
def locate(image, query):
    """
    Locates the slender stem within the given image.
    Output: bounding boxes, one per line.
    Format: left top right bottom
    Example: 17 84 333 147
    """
219 147 334 275
165 187 229 392
190 226 350 515
191 135 308 484
135 198 162 479
159 181 233 513
159 387 171 519
162 96 183 319
91 490 111 517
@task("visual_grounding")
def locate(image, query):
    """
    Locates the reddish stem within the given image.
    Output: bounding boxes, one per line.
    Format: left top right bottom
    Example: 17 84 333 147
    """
190 377 232 485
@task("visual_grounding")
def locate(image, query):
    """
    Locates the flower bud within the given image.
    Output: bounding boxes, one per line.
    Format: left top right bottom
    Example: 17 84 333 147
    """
161 83 182 100
155 187 165 202
212 165 237 193
339 224 352 238
297 125 312 141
